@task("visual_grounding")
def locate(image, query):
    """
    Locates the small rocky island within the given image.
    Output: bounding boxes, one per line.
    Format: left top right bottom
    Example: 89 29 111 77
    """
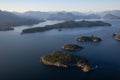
0 27 14 31
61 44 83 51
115 35 120 41
22 20 111 34
112 33 120 41
41 51 90 72
77 35 102 42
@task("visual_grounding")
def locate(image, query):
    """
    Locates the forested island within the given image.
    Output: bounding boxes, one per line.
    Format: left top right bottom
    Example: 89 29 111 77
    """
76 35 102 42
61 44 83 51
41 51 90 72
22 20 111 34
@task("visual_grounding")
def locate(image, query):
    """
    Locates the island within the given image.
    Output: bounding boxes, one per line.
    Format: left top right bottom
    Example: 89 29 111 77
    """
22 20 111 34
115 35 120 41
61 44 83 51
0 27 14 31
76 35 102 42
40 51 91 72
112 33 120 41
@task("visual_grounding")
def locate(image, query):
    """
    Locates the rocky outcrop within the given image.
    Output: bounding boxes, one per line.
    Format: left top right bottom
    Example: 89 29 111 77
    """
112 33 120 41
112 33 116 37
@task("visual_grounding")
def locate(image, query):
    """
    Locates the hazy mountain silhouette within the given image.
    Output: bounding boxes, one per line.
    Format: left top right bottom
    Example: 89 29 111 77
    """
97 10 120 17
14 11 101 21
103 14 120 19
0 10 43 27
1 10 120 28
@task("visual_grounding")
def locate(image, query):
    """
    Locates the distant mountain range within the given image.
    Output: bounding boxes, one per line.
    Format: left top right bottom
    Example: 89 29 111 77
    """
13 10 120 21
0 10 120 28
98 10 120 17
0 10 44 27
13 11 101 21
102 14 120 19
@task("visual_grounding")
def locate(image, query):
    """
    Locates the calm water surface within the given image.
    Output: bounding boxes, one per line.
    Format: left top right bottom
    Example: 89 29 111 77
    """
0 20 120 80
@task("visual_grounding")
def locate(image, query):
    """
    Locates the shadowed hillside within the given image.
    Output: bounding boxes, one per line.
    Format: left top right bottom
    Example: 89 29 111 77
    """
0 10 44 27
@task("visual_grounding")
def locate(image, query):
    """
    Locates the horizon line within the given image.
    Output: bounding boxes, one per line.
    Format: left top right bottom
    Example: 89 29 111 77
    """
0 9 120 13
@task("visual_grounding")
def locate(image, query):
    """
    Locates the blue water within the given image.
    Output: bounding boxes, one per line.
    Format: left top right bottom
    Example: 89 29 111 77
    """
0 20 120 80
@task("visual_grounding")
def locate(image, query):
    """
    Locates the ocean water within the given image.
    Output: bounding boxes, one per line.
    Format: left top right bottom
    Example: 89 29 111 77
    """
0 20 120 80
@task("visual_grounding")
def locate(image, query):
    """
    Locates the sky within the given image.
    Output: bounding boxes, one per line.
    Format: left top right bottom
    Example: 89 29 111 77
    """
0 0 120 12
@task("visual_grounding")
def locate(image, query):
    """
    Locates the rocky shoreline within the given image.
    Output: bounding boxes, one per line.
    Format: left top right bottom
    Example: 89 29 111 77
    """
112 33 120 41
61 44 83 51
115 35 120 41
40 51 91 72
76 35 102 42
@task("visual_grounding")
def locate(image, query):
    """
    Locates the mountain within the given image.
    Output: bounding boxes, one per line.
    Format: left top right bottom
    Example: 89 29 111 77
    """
19 11 79 21
22 11 51 20
13 10 120 21
0 10 43 27
47 12 79 21
103 14 120 19
82 14 101 19
15 11 101 21
97 10 120 17
70 11 85 16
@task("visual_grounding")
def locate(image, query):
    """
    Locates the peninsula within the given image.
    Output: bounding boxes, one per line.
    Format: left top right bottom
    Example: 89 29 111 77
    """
22 20 111 34
40 51 91 72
